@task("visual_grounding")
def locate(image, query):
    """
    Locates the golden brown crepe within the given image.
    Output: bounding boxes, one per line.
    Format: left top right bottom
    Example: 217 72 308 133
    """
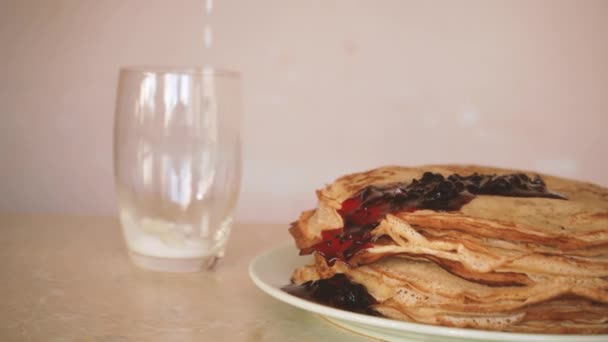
291 165 608 250
288 165 608 334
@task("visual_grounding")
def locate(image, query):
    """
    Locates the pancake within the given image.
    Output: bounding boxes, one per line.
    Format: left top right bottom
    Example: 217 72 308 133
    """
290 165 608 251
290 165 608 271
291 254 608 333
286 165 608 334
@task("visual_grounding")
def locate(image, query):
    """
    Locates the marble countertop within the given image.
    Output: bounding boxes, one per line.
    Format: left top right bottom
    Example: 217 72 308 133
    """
0 214 370 341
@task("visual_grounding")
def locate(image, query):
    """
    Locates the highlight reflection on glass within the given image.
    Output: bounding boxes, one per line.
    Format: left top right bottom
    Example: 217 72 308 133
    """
114 67 242 272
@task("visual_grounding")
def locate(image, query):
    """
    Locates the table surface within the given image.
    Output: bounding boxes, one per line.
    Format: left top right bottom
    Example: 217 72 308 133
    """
0 214 371 341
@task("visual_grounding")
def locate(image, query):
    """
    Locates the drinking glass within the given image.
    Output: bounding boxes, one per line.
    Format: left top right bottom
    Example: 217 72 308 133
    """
113 67 242 272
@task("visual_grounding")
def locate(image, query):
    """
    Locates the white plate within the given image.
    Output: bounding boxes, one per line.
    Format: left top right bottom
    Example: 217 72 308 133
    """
249 242 608 342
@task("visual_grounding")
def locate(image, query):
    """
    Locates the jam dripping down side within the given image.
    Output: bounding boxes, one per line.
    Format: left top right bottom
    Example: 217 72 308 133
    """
282 274 378 315
301 172 567 266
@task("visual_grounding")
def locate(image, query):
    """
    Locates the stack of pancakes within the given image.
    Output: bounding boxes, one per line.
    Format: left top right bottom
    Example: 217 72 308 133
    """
289 165 608 334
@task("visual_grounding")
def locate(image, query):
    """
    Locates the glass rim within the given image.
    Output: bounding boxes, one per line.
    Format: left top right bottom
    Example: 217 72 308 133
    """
119 66 241 78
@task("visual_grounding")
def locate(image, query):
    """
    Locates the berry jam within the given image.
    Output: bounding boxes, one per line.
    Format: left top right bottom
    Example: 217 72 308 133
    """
282 274 378 314
300 229 374 266
302 172 567 266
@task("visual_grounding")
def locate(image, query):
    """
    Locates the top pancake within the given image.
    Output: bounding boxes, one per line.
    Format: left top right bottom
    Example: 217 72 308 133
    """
290 165 608 251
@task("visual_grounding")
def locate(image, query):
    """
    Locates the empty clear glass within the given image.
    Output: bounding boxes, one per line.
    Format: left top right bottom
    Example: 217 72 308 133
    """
113 67 242 272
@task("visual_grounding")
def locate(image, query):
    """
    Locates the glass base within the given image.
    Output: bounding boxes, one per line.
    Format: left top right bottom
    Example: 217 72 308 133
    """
128 250 222 272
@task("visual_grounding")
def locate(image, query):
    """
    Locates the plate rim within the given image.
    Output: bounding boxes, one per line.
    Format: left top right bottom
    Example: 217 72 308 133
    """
248 241 608 342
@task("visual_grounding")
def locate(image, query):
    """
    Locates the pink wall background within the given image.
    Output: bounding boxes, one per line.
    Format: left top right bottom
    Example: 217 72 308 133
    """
1 0 607 223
